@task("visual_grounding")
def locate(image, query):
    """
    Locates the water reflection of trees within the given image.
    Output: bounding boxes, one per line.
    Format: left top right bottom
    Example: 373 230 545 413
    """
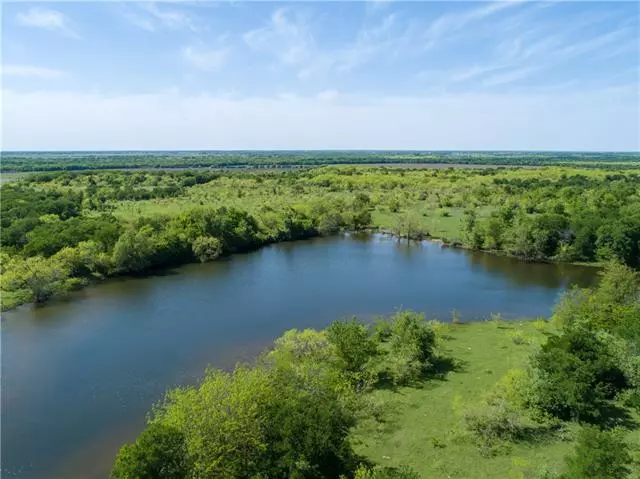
393 238 425 260
463 249 599 289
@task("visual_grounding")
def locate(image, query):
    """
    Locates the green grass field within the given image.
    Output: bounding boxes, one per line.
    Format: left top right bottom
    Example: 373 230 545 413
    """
0 172 29 184
352 320 640 478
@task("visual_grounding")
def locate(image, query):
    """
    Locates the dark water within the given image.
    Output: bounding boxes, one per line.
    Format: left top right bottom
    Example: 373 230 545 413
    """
1 234 598 478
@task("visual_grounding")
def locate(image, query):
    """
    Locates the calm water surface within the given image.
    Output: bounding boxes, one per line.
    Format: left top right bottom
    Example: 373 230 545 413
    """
1 234 598 478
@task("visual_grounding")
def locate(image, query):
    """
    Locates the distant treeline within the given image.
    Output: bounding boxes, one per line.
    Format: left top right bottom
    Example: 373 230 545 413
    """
2 150 640 172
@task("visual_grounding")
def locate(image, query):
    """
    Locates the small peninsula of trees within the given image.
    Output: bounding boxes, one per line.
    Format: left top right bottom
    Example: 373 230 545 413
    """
112 310 439 478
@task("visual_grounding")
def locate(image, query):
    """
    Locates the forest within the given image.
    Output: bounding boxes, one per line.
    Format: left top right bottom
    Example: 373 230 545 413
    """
2 165 639 310
2 150 640 172
112 263 640 478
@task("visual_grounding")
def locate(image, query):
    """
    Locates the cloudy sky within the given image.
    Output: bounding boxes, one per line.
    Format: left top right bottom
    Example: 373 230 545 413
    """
2 1 639 151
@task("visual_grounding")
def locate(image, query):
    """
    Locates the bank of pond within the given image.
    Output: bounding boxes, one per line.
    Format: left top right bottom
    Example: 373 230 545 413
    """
2 166 639 311
0 234 604 478
112 263 640 479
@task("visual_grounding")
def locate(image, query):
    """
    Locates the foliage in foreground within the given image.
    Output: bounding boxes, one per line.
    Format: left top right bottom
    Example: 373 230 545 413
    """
530 326 628 422
111 311 439 478
561 425 633 479
352 465 421 479
111 264 640 478
459 264 640 474
528 264 640 424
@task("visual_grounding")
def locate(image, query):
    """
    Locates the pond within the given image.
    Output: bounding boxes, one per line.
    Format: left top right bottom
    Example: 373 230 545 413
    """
1 234 598 478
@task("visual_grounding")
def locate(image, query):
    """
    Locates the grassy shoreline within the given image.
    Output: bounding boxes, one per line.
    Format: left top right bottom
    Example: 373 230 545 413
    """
353 319 640 478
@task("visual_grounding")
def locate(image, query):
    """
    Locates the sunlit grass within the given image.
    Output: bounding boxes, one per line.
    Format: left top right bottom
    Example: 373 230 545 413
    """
352 320 640 478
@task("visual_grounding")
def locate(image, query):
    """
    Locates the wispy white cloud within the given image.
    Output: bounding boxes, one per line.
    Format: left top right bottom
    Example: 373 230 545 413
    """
16 8 79 39
298 12 415 80
2 64 66 79
145 3 199 32
423 1 524 50
297 2 527 82
182 46 228 71
423 6 636 89
450 64 508 83
483 65 543 86
244 7 404 77
244 8 313 65
555 27 631 59
120 9 156 32
120 3 200 32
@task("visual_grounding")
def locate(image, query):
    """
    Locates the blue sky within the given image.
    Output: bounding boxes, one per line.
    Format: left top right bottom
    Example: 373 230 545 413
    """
2 1 639 151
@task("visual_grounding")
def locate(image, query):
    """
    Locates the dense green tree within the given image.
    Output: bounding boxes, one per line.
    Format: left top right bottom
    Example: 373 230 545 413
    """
1 255 71 303
112 226 157 273
561 425 632 479
191 236 223 263
23 215 121 257
483 214 505 250
54 241 112 279
378 311 437 385
116 360 358 479
111 423 189 479
530 327 628 421
327 319 378 386
552 262 640 336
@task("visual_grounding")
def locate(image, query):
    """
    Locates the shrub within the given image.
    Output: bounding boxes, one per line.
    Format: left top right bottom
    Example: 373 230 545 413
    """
353 464 421 479
191 235 223 263
373 316 393 342
532 318 547 331
327 319 378 387
552 263 639 335
318 212 345 235
114 363 358 479
530 327 628 422
508 330 530 345
465 398 528 455
487 313 504 327
561 425 632 479
111 423 189 479
112 226 156 273
490 369 532 411
1 254 73 303
54 240 113 279
385 311 437 385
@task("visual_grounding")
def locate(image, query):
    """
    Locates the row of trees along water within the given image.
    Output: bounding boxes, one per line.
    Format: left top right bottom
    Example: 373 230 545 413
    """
1 166 639 310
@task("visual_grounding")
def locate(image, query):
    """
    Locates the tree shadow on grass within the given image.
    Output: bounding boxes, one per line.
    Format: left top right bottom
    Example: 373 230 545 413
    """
592 404 639 431
372 372 403 392
370 354 466 392
515 421 567 445
401 355 468 391
425 355 467 381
